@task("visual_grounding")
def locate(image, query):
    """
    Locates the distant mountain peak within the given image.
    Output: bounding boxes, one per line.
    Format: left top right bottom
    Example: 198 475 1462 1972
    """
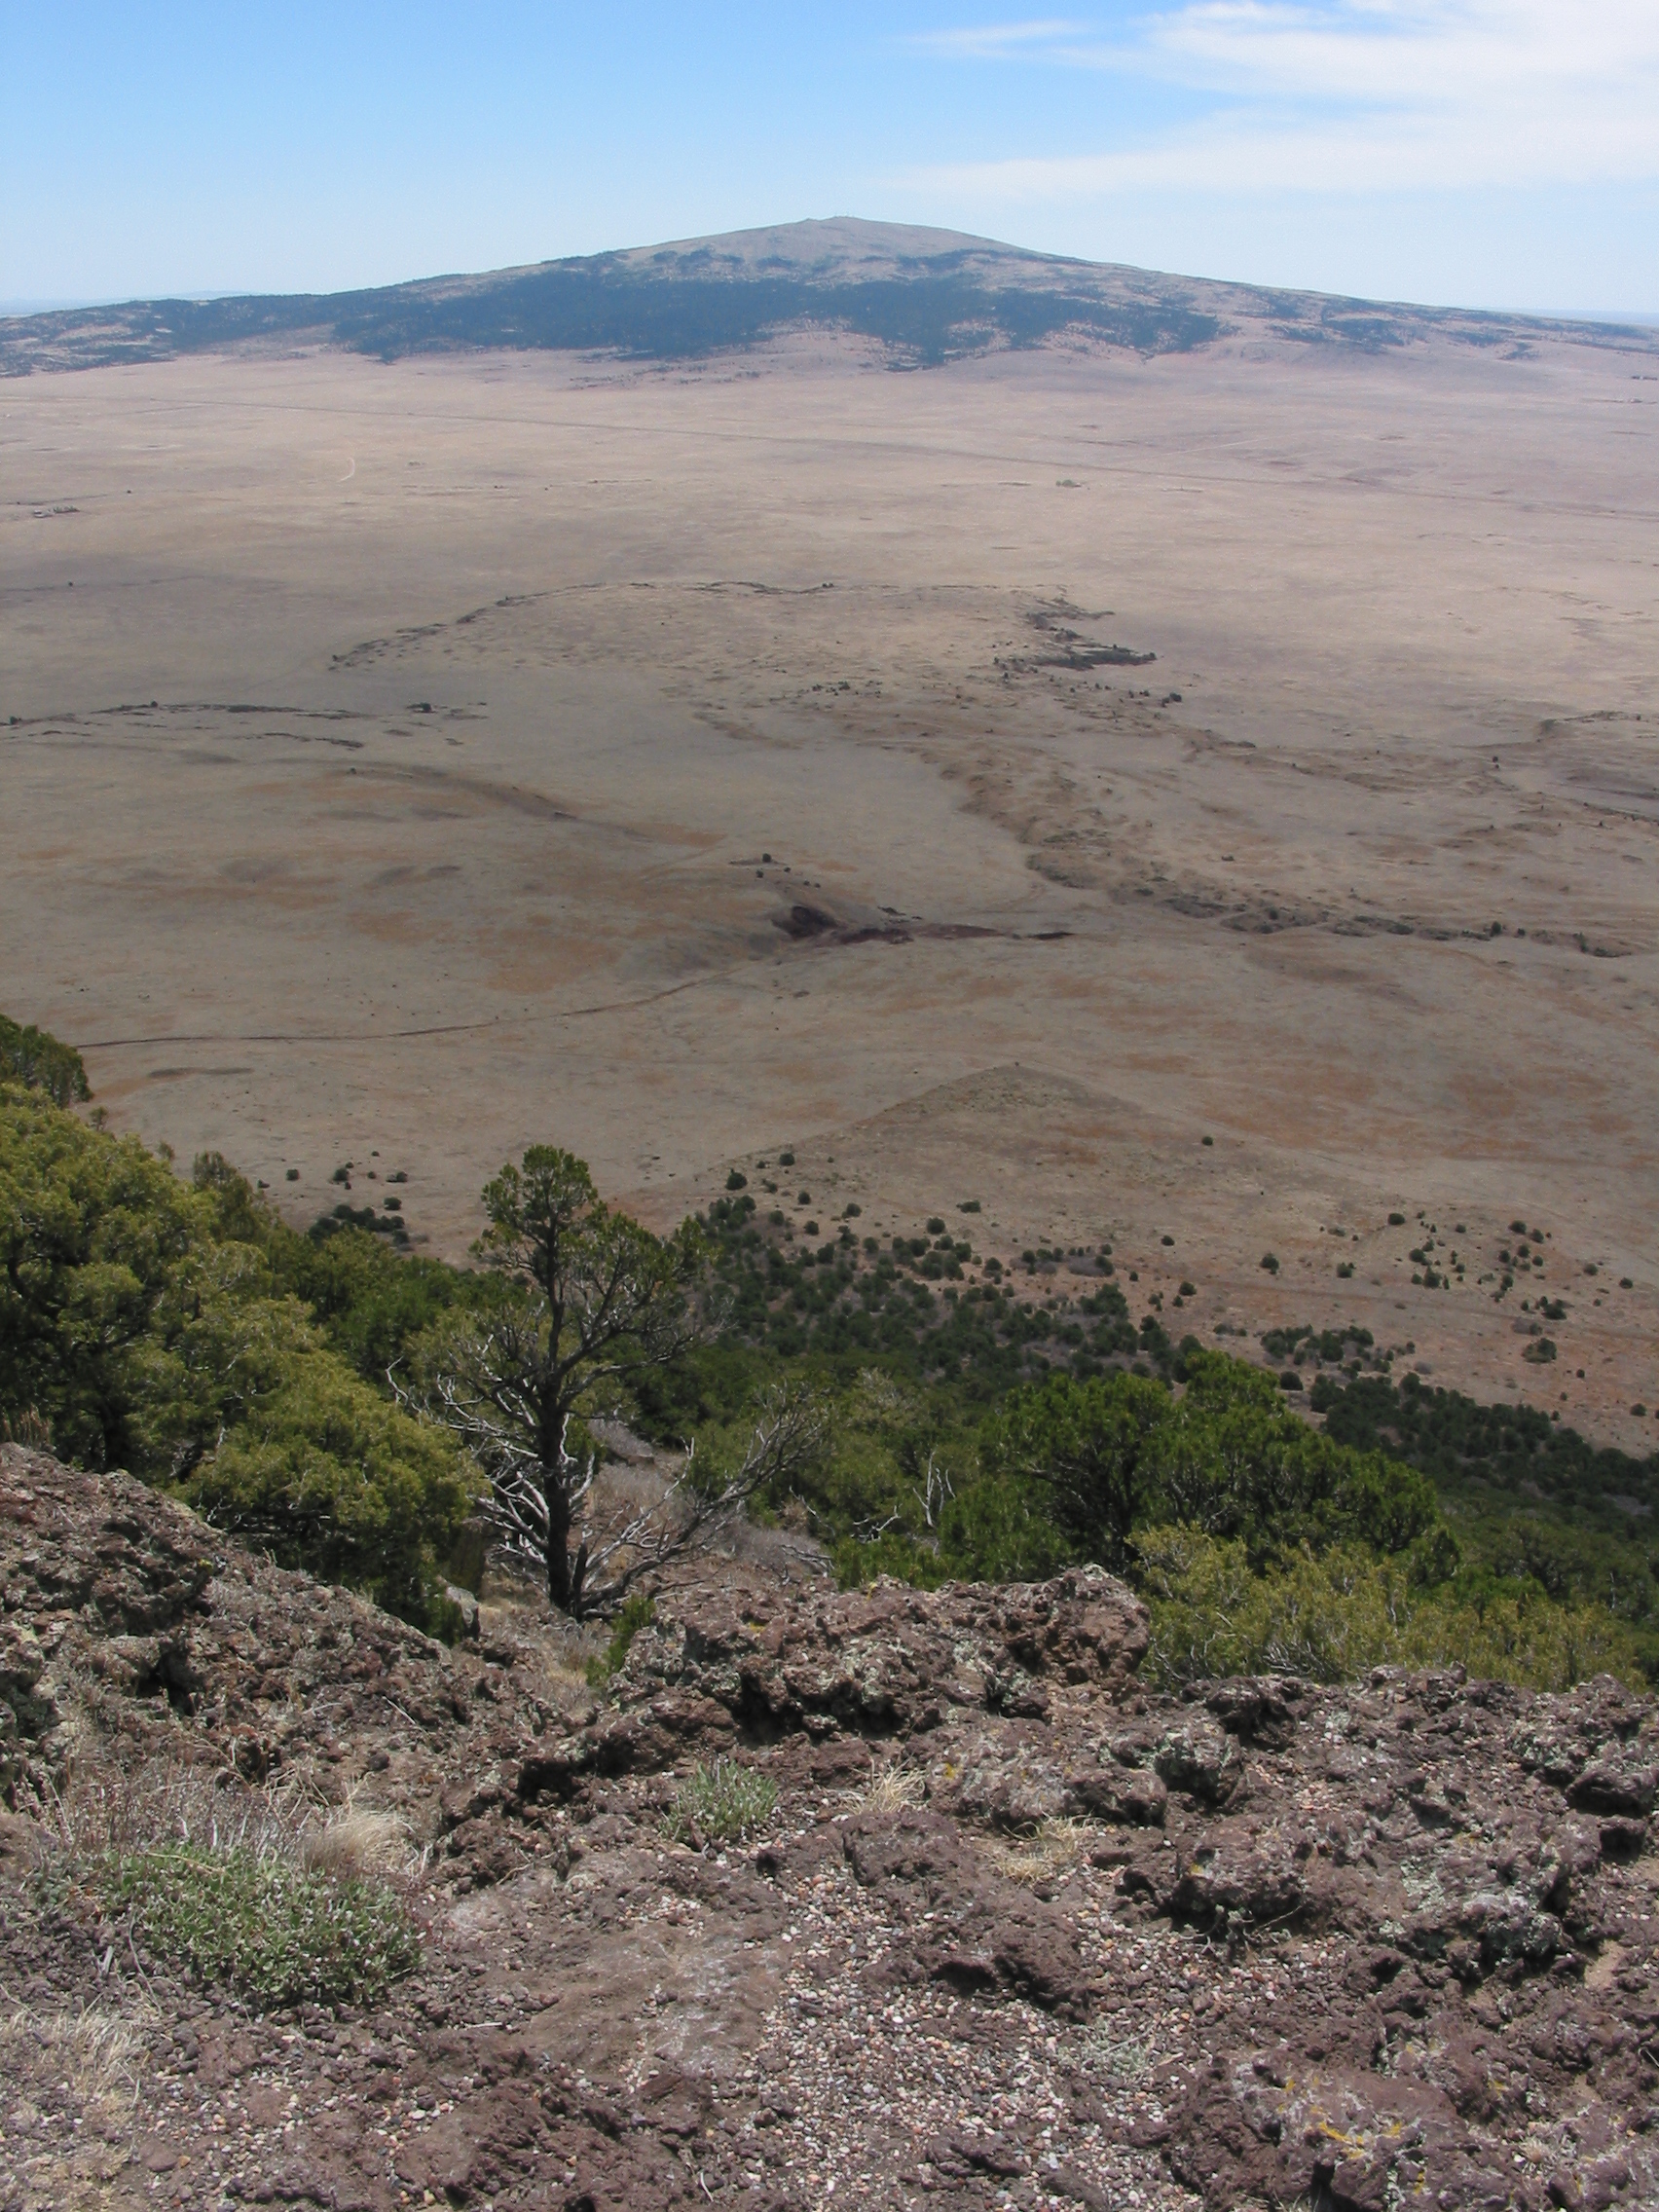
5 219 1655 379
606 215 1057 280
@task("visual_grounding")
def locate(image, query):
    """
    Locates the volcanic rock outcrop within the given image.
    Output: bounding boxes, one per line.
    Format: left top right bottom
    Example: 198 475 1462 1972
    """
3 1445 1656 2212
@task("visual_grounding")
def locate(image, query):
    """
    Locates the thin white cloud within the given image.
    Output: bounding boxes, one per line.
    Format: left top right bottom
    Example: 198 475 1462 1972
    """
909 3 1659 191
909 18 1093 59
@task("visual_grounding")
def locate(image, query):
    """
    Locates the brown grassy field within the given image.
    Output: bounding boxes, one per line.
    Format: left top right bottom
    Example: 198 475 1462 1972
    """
4 316 1656 1432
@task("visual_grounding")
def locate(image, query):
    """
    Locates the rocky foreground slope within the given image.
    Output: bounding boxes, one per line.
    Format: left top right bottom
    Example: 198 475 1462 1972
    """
2 1443 1657 2212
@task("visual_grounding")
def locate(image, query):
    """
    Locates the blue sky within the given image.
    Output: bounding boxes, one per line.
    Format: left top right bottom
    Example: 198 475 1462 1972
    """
4 4 1657 315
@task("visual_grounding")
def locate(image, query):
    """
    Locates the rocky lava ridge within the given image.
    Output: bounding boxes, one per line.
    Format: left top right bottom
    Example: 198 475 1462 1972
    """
2 1444 1657 2212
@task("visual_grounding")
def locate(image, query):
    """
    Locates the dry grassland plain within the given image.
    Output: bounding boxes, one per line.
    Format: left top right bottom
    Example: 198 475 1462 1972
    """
4 325 1656 1432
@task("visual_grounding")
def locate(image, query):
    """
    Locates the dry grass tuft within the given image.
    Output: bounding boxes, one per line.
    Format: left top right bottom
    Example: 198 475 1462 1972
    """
300 1808 410 1880
0 2007 146 2111
988 1817 1088 1886
44 1755 312 1865
853 1762 926 1815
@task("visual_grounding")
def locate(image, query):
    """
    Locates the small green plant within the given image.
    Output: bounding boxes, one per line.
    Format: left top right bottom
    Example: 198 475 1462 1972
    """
585 1592 656 1686
1337 1261 1355 1278
1387 1211 1406 1226
1260 1253 1280 1274
725 1169 749 1191
958 1198 981 1211
926 1216 946 1235
104 1844 418 2010
664 1759 778 1845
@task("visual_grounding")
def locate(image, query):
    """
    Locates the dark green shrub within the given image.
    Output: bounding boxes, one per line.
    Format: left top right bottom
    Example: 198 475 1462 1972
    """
1147 1352 1436 1559
0 1090 476 1626
725 1169 749 1191
938 1472 1079 1583
0 1014 91 1105
1260 1253 1279 1273
979 1370 1169 1567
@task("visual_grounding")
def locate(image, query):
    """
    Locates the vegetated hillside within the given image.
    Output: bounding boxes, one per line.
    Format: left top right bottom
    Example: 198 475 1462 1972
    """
4 1014 1656 1694
6 215 1656 376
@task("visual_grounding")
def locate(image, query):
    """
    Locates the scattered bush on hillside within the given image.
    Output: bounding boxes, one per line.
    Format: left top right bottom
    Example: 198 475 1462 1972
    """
1309 1368 1659 1523
6 1013 1650 1692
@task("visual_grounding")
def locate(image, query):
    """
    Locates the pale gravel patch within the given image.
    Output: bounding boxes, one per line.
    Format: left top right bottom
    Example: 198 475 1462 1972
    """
704 1824 1206 2211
